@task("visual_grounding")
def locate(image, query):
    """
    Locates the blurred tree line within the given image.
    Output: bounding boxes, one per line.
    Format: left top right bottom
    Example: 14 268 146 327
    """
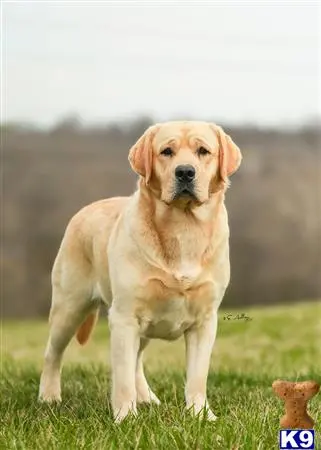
2 116 321 317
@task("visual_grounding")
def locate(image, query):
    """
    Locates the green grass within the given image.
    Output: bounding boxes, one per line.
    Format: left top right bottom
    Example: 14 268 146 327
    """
1 301 321 449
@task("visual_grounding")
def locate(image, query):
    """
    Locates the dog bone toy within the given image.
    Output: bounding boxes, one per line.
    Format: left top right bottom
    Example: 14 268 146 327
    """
272 380 320 429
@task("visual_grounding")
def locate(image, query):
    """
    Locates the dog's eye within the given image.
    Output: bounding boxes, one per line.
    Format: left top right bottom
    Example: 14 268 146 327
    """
197 146 210 156
161 147 174 157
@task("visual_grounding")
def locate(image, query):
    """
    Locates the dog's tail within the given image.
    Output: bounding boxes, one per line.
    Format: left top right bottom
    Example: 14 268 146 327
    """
76 309 99 345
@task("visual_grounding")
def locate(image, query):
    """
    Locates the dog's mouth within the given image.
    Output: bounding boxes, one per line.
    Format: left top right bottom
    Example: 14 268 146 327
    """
180 189 194 197
172 184 198 202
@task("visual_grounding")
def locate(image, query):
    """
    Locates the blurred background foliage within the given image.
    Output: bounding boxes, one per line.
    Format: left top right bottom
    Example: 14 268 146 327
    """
2 117 321 317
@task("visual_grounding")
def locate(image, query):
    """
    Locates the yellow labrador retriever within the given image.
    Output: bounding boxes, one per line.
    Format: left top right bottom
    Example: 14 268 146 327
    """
39 121 242 422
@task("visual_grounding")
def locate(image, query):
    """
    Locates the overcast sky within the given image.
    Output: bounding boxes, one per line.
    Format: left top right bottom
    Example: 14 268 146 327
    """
2 1 320 127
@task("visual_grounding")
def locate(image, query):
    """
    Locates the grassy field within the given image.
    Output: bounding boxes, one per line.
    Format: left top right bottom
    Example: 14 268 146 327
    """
1 301 321 449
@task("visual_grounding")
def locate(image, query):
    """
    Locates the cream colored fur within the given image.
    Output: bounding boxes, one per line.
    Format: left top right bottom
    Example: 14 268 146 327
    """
38 121 242 422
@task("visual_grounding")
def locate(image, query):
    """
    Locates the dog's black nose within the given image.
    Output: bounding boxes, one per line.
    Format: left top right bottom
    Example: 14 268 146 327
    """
175 165 195 183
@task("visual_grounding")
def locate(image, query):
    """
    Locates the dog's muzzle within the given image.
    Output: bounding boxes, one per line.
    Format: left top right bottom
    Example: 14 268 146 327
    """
173 164 196 200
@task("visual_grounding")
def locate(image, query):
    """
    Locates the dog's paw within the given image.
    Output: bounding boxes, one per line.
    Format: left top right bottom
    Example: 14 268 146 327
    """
192 407 217 422
38 391 62 403
39 374 61 403
186 401 217 422
137 389 161 405
113 402 137 423
203 408 218 422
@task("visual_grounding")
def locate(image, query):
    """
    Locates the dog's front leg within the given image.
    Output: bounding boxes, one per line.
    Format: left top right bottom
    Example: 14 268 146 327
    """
109 308 140 423
184 310 218 421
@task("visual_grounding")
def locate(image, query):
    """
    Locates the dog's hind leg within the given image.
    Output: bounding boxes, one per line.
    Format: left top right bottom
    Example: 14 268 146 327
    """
39 280 97 403
136 338 160 405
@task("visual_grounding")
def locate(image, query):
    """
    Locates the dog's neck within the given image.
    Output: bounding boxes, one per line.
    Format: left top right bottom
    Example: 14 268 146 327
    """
133 179 227 271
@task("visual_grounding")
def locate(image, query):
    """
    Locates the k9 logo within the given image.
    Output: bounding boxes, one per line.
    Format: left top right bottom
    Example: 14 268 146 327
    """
279 430 314 449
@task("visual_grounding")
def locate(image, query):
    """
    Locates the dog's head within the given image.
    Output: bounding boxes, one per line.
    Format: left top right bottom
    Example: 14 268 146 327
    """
129 121 242 206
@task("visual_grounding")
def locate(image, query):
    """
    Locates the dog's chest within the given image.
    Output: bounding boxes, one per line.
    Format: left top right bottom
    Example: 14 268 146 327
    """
135 265 215 340
138 295 194 340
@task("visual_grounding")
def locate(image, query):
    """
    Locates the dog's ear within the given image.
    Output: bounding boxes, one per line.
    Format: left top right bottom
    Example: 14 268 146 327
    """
213 125 242 184
128 125 158 184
